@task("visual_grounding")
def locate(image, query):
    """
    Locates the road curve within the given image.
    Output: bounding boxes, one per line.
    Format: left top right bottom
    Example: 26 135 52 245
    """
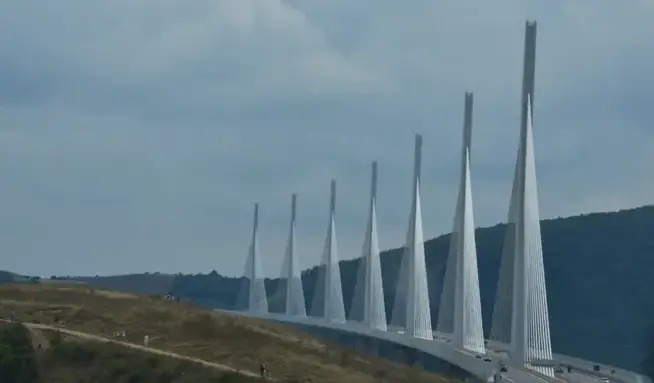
2 320 265 380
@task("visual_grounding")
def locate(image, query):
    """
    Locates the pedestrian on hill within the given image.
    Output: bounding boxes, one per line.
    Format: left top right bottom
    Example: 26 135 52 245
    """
259 361 268 378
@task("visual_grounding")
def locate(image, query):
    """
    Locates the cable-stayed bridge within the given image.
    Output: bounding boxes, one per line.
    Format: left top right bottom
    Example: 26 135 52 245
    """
221 21 651 383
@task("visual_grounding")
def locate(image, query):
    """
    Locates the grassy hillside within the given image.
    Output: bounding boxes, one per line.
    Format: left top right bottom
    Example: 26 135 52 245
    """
42 340 259 383
0 283 459 383
0 321 260 382
47 205 654 373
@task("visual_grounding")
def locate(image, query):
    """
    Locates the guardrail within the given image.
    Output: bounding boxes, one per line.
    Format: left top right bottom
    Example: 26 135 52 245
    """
482 343 652 383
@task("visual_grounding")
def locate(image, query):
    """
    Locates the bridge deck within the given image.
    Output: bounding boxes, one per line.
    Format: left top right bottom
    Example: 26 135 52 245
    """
220 310 558 383
219 309 652 383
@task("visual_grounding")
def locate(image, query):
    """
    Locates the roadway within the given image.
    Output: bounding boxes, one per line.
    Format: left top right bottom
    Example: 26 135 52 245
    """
221 310 653 383
221 309 555 383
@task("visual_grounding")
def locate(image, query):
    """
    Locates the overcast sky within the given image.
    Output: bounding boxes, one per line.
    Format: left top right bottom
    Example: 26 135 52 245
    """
0 0 652 277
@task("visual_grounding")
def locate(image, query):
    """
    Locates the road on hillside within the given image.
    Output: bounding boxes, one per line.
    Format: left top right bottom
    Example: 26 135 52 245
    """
1 320 267 380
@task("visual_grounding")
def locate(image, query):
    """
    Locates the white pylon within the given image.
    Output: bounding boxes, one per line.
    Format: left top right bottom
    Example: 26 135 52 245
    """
438 93 473 336
351 162 388 331
437 93 485 354
391 135 432 339
246 203 268 314
454 149 485 353
491 95 553 376
310 180 346 322
282 194 306 317
491 20 536 349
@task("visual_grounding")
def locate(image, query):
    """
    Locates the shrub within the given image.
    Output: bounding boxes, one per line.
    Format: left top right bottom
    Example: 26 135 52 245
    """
0 323 39 383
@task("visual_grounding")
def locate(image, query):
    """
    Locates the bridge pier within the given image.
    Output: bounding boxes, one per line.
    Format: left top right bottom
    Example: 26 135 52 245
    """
242 203 268 314
437 92 485 355
367 337 380 357
309 180 346 323
489 20 554 377
349 162 388 332
401 346 421 367
282 194 307 317
353 337 380 357
390 135 433 340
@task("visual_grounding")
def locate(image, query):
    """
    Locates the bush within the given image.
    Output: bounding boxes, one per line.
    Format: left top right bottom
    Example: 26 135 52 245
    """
0 323 39 383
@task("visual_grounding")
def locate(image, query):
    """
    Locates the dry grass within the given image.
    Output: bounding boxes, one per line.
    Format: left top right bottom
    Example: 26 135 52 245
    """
0 283 460 383
29 327 260 382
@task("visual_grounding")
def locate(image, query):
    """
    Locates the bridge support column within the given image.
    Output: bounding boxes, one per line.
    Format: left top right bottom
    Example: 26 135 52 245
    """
242 203 269 314
390 135 432 339
354 337 380 357
366 337 380 357
403 346 421 367
437 93 485 355
351 162 387 331
310 181 346 323
282 194 307 317
490 21 554 377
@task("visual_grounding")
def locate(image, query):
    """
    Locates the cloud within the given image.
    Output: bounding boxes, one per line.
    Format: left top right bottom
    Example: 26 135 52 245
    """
0 0 652 277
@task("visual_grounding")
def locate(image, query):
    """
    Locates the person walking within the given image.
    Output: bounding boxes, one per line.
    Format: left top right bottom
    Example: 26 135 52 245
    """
259 361 268 378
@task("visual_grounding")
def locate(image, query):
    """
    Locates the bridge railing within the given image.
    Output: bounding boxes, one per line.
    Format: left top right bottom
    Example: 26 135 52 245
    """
484 340 651 383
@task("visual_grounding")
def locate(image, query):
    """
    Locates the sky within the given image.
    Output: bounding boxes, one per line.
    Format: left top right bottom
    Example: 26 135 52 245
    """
0 0 652 278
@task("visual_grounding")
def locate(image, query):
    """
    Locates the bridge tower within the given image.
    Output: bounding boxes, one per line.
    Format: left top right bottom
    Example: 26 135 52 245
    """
243 203 269 314
351 161 387 331
310 180 346 322
391 135 432 339
490 19 554 377
437 93 485 354
281 194 307 317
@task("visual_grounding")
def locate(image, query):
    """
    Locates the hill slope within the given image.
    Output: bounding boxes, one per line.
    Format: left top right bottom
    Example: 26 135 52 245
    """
0 321 261 382
0 283 458 383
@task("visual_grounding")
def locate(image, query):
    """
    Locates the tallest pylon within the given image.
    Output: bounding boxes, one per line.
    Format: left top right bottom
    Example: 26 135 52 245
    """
490 21 553 376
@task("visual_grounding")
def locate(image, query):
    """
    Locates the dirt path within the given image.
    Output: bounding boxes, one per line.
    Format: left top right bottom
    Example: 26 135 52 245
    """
2 320 267 380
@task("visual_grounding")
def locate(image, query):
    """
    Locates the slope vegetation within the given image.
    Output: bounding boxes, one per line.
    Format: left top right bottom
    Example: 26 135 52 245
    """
0 283 459 383
0 321 261 382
